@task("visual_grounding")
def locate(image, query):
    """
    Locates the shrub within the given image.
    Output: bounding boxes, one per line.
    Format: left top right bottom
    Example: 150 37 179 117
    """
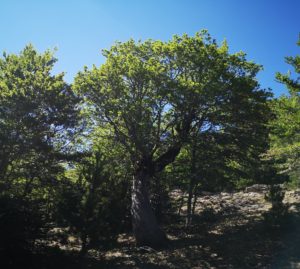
264 184 289 226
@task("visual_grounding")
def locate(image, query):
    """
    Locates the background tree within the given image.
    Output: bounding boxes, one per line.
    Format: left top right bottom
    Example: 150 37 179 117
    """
267 38 300 183
168 110 271 227
56 150 130 255
75 31 271 247
0 45 80 260
0 45 80 190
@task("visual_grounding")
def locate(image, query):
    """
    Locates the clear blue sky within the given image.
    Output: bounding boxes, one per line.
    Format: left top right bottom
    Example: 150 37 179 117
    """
0 0 299 96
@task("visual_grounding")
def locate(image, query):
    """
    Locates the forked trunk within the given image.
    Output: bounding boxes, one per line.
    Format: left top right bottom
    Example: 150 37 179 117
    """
131 169 167 248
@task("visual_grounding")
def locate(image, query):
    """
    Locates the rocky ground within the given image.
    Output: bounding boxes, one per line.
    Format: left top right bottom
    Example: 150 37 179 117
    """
29 186 300 269
100 187 300 269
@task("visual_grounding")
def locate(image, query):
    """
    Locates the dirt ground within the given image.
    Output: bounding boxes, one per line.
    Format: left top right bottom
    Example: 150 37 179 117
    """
16 188 300 269
98 189 300 269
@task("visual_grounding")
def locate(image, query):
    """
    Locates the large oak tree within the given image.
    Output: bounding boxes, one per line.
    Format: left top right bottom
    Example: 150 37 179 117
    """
75 31 271 247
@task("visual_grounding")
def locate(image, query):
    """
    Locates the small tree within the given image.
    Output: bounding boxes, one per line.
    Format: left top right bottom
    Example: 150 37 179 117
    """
264 184 288 226
268 38 300 178
56 151 129 254
0 45 80 191
0 45 80 260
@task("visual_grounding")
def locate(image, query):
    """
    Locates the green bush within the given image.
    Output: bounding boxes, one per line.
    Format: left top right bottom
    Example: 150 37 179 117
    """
55 152 130 253
264 185 289 226
0 194 48 266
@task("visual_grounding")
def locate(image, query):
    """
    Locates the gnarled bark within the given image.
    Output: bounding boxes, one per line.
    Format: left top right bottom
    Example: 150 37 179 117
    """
131 144 183 247
131 169 167 248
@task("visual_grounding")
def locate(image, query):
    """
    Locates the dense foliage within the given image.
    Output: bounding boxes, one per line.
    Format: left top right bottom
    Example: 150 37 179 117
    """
0 32 298 263
74 31 272 245
267 39 300 185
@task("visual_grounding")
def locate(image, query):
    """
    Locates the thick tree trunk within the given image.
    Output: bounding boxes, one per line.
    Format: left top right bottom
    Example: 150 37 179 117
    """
131 169 167 248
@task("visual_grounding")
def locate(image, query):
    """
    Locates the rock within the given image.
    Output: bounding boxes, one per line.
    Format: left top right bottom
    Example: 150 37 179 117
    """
289 205 298 212
201 191 214 196
247 192 260 197
245 184 269 193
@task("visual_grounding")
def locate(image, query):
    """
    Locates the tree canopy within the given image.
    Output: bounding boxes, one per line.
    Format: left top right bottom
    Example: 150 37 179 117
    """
0 45 79 190
268 39 300 177
0 31 298 264
74 31 272 246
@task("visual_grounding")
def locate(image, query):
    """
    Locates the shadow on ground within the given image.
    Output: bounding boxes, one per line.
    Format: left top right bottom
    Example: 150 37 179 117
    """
1 203 300 269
